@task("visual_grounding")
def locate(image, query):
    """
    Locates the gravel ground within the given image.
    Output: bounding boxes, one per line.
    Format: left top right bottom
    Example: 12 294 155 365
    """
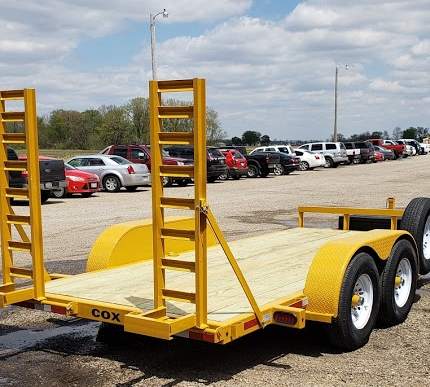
1 154 430 387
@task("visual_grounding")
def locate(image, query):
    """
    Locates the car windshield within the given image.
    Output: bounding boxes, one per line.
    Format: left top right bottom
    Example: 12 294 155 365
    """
277 147 290 153
232 151 244 158
208 148 224 157
111 156 132 165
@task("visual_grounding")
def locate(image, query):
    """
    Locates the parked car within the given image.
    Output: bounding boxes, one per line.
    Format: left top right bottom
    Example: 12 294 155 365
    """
366 139 404 159
293 149 326 170
264 151 300 175
297 142 348 168
219 145 248 155
100 144 193 187
373 150 384 162
353 141 375 163
342 142 362 164
250 145 294 155
67 155 151 192
420 143 430 154
394 140 412 157
52 163 101 198
398 139 421 155
218 149 248 180
164 145 228 183
372 145 395 160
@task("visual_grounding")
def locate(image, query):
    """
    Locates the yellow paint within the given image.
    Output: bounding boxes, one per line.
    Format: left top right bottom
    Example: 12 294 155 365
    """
304 229 411 317
86 216 217 272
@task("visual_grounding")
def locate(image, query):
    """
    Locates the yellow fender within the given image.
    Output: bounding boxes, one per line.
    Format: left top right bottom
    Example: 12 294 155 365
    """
304 229 414 318
86 216 217 272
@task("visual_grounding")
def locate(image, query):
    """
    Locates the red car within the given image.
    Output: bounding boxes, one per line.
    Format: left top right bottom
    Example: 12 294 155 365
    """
53 163 101 198
373 150 384 162
218 149 248 180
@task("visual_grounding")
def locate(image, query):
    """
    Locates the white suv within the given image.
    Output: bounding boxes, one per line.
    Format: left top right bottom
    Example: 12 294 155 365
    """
298 142 348 168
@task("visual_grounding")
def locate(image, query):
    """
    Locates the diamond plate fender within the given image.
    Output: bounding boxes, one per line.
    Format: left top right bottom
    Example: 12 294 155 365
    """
303 229 414 318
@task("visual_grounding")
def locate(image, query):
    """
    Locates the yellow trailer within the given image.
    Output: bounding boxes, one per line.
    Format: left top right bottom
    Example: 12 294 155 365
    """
1 81 429 351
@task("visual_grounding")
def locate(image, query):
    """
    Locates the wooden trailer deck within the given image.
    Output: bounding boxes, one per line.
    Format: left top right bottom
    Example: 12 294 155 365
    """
45 227 361 323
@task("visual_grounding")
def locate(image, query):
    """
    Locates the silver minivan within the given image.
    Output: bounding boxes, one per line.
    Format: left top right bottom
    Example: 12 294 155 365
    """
298 142 348 168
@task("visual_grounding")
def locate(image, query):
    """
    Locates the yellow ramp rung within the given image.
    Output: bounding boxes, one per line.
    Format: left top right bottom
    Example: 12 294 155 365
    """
4 160 27 171
1 112 25 123
161 228 195 241
163 289 196 303
5 187 29 199
8 241 31 253
156 79 194 92
10 267 33 279
158 132 194 145
0 90 24 100
7 214 31 226
161 258 196 272
160 197 195 210
160 165 194 178
2 132 26 144
158 106 193 119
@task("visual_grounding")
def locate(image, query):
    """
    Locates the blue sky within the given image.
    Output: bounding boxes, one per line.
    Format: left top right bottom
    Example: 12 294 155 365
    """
1 0 429 141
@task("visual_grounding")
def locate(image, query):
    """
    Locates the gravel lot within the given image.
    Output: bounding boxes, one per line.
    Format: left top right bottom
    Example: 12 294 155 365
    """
1 154 430 387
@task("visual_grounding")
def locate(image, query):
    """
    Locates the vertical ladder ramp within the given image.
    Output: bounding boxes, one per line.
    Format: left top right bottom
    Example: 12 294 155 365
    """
0 88 47 307
125 79 264 340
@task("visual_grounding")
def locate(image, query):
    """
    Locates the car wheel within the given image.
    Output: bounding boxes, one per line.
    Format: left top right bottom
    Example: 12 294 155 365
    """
400 197 430 274
40 190 51 203
176 179 189 187
163 177 173 187
52 187 67 198
247 165 259 178
326 253 380 350
300 161 310 171
125 186 138 192
324 157 334 168
273 165 284 176
378 240 417 327
103 175 121 192
218 172 229 181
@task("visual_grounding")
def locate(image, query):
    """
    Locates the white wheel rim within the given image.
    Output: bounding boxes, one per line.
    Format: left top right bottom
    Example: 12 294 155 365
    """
394 258 412 307
351 273 373 329
423 216 430 261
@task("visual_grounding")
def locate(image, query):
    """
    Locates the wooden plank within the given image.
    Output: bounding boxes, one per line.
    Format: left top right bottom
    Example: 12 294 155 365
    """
45 228 361 322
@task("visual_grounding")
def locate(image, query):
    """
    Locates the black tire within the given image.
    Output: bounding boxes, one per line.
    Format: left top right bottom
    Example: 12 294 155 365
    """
400 197 430 274
125 186 138 192
52 187 67 198
333 162 340 168
176 179 189 187
325 157 334 168
378 239 417 326
103 175 121 192
81 193 94 198
40 190 51 203
300 161 310 171
326 253 380 350
247 165 259 178
231 176 240 180
218 172 229 181
273 165 284 176
162 177 173 187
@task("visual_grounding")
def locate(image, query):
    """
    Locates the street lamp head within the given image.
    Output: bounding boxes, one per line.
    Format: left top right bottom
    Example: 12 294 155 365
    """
162 9 168 18
345 64 349 70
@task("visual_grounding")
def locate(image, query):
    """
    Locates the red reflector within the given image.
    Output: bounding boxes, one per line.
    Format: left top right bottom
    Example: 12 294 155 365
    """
127 165 135 174
273 311 297 325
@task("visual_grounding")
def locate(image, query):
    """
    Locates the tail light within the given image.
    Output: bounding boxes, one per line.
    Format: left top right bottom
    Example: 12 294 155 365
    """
265 156 270 164
127 165 135 174
315 155 320 159
273 311 297 325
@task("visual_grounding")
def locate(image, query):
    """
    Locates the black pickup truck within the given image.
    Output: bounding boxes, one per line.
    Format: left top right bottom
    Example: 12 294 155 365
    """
244 152 281 177
7 147 67 203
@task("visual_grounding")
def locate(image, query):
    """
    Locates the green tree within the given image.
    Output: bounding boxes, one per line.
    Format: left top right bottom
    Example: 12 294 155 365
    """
242 131 261 146
416 127 429 141
402 127 417 139
392 127 403 139
99 105 133 144
206 107 226 145
370 131 383 138
125 97 150 144
260 134 271 146
231 136 242 145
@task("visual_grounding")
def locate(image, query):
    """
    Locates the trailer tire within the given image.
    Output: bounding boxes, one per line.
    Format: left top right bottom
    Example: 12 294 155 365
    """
326 253 379 350
400 197 430 274
378 239 417 327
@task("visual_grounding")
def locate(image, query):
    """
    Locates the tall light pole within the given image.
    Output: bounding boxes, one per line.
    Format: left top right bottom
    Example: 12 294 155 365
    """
333 64 348 142
150 8 168 80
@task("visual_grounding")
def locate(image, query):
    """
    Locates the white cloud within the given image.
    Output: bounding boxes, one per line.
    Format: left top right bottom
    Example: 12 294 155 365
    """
0 0 429 141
